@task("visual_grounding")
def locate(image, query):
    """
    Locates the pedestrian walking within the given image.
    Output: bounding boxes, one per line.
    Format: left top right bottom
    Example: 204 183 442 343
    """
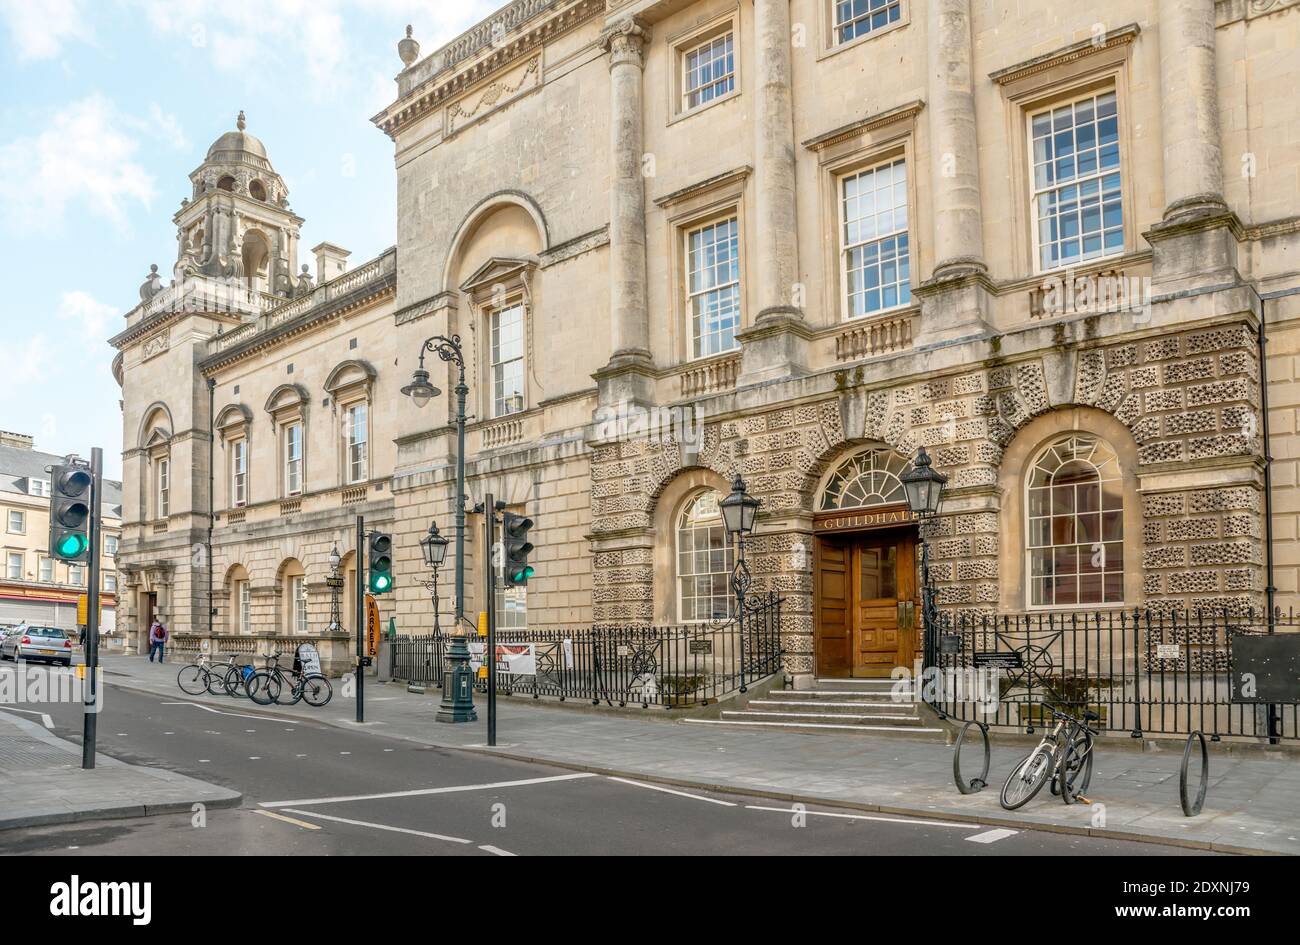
148 619 168 663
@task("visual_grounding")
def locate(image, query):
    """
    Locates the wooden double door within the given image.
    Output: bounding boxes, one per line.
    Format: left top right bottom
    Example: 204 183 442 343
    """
815 529 920 678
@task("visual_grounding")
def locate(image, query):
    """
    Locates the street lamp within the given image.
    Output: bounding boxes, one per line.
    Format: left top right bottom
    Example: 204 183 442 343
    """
420 522 449 634
900 447 948 671
721 474 761 692
402 335 474 722
326 544 343 634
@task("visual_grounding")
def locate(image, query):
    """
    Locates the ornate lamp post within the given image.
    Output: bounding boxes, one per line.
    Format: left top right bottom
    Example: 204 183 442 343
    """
403 335 475 722
420 522 449 634
325 545 343 633
720 474 761 692
421 512 474 725
900 447 948 671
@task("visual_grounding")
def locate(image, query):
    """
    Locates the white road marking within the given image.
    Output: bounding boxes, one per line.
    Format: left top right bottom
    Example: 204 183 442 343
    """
277 808 473 845
478 845 516 856
0 706 55 729
162 701 287 724
198 759 210 763
745 805 984 830
249 756 261 760
254 809 322 830
966 828 1018 844
339 751 351 755
607 777 737 807
261 772 598 809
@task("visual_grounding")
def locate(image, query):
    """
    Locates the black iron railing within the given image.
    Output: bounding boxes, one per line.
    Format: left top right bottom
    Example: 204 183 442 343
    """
923 608 1300 742
391 593 783 708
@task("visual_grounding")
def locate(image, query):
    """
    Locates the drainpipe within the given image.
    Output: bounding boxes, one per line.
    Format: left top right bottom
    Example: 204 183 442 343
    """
1257 314 1276 629
207 377 216 640
1258 306 1279 744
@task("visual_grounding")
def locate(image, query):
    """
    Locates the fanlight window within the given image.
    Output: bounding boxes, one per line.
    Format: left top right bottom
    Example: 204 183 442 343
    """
1026 434 1123 607
819 449 912 511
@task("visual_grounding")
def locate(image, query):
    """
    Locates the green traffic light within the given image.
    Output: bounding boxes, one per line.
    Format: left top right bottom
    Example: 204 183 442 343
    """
370 573 392 593
57 533 88 557
510 565 535 583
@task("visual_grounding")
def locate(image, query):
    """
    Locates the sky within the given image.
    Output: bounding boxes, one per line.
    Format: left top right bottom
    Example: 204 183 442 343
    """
0 0 504 479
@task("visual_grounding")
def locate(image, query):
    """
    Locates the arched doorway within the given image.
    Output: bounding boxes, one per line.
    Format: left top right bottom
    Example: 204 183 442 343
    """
813 448 920 678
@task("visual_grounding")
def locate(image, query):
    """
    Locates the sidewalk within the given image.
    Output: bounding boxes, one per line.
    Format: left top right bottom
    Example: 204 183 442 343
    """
105 654 1300 855
0 709 242 831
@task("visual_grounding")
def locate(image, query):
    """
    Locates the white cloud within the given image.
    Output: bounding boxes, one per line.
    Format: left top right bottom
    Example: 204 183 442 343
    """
58 290 118 340
0 0 92 61
0 95 186 232
0 334 52 404
132 0 503 100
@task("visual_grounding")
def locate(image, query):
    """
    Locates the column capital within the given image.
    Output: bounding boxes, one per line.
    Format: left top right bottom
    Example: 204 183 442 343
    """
600 15 651 67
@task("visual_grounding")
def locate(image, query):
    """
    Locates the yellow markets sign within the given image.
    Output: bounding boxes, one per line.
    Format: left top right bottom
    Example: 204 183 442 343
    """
76 594 101 626
365 594 381 658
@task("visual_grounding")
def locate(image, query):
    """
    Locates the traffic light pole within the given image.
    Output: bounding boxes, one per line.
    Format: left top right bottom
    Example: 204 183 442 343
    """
485 493 497 747
81 448 103 770
355 514 365 724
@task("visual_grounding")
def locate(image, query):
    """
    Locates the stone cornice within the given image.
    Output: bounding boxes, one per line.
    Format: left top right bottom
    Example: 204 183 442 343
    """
108 309 184 351
199 277 396 373
989 24 1140 86
801 100 925 152
539 225 609 267
373 0 605 141
653 166 751 209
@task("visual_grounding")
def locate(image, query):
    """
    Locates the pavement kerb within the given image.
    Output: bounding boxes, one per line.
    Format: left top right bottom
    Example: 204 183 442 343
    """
95 674 1285 856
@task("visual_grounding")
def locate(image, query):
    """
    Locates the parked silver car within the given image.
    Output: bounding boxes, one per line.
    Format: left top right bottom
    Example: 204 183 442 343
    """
0 626 73 667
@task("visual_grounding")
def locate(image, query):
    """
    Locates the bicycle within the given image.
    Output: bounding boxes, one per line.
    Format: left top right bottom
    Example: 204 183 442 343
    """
245 650 333 707
999 707 1098 810
177 655 240 696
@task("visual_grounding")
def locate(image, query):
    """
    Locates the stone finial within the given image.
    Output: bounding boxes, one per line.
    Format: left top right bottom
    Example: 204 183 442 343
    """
236 109 246 131
139 263 164 302
398 24 420 67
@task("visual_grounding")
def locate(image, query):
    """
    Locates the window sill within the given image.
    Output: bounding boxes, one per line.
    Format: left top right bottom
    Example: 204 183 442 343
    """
667 88 740 128
816 16 909 64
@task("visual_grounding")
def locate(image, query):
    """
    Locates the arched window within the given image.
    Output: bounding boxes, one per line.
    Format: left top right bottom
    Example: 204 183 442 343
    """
819 448 912 511
676 491 734 622
1026 434 1124 607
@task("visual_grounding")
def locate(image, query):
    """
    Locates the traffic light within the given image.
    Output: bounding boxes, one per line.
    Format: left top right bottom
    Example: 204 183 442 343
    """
367 531 393 594
49 463 92 563
501 511 534 587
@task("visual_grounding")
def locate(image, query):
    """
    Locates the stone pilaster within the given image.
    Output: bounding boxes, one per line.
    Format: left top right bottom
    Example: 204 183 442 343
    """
738 0 810 385
1145 0 1239 291
596 16 655 407
914 0 991 346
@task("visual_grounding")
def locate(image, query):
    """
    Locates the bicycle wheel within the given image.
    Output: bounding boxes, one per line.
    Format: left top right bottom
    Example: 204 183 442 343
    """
953 721 990 795
1000 745 1055 810
1059 733 1094 805
246 671 279 706
221 665 245 697
274 674 304 706
177 664 209 695
301 675 332 707
1180 731 1208 817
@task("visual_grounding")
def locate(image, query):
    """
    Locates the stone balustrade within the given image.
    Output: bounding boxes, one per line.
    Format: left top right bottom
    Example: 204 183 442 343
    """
833 311 916 362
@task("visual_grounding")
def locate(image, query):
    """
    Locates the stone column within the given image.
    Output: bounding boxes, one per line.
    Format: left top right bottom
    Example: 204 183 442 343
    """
596 16 656 406
1158 0 1224 222
753 0 799 322
737 0 812 385
926 0 985 277
1144 0 1236 290
912 0 991 344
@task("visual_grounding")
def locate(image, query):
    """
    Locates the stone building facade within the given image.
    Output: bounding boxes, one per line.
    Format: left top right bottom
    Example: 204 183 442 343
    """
112 0 1299 685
